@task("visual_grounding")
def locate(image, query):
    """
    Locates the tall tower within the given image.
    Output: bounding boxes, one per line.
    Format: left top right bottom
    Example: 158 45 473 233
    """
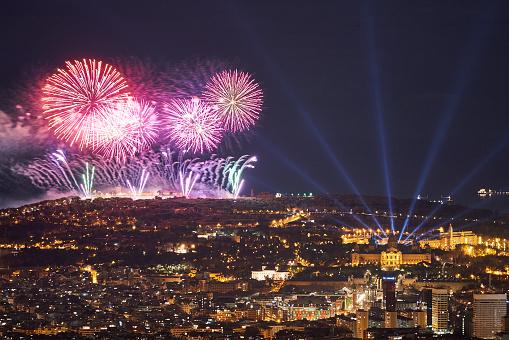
422 288 433 328
432 288 449 334
383 274 396 312
473 293 507 339
382 273 397 329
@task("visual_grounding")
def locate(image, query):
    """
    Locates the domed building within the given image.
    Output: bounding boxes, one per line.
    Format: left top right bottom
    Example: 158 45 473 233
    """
351 234 430 270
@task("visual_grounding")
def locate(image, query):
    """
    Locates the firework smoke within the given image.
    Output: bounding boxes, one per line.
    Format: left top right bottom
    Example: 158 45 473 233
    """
168 57 235 98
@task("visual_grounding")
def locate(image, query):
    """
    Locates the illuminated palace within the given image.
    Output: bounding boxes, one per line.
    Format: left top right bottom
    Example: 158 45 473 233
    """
351 234 431 270
418 225 479 250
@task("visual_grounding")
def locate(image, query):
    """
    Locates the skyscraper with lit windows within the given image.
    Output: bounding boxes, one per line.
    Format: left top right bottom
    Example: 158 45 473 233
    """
473 293 507 339
432 288 449 334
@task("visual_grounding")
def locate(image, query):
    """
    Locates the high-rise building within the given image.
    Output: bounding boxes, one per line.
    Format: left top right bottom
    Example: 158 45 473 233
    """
356 309 369 340
432 288 449 334
473 293 507 339
422 287 433 328
382 273 396 312
457 307 473 337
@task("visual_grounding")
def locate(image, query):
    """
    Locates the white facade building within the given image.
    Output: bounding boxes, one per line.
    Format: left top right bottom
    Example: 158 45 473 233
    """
251 266 291 281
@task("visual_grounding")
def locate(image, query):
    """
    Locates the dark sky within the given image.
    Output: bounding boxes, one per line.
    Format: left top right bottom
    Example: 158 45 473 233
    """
2 0 509 210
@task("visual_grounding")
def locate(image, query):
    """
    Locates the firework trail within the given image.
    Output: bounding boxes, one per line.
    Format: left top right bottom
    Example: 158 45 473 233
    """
49 149 80 193
203 70 263 132
126 168 150 196
162 97 223 154
163 150 200 197
42 59 129 149
95 97 159 163
15 148 256 198
158 148 179 190
215 155 257 194
80 163 95 198
188 154 256 196
0 108 62 206
219 157 235 190
180 171 199 198
14 157 72 193
189 154 222 188
159 149 198 192
15 153 110 194
235 179 245 199
229 155 257 196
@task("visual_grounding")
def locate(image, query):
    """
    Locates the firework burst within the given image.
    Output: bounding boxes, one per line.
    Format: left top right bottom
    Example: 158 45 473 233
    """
203 70 263 132
4 59 264 204
95 97 159 163
42 59 129 149
162 97 223 154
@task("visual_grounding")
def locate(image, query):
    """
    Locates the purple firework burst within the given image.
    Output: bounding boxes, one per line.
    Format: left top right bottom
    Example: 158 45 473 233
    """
162 97 223 154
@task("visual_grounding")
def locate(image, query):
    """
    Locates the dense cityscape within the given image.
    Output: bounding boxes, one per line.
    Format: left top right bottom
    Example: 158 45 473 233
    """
0 194 507 339
2 1 509 339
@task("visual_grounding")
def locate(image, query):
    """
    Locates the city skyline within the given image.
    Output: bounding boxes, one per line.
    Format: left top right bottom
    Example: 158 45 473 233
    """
0 195 507 338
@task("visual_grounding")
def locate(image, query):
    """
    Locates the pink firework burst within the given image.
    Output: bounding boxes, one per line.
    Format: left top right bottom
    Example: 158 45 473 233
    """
42 59 129 149
162 97 223 154
203 70 263 132
95 97 159 163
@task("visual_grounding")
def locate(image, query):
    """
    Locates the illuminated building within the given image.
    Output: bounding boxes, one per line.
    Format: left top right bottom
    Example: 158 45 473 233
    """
473 293 507 339
409 310 426 328
419 225 480 250
356 309 369 339
251 266 291 281
282 296 335 321
432 288 449 334
385 311 397 328
205 280 249 293
478 188 509 197
351 235 431 269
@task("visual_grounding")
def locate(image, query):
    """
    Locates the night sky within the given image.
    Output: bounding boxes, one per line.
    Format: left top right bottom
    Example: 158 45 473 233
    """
2 1 509 211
